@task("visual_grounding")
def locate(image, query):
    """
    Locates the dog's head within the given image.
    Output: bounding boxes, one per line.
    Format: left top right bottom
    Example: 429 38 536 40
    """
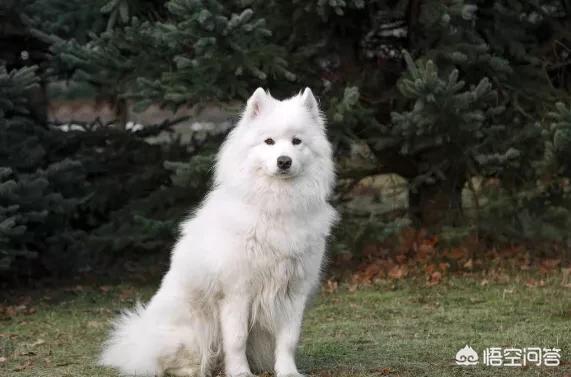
215 88 334 200
239 87 327 179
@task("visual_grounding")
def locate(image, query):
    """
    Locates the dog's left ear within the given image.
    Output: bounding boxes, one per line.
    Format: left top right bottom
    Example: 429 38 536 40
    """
301 87 319 117
244 87 269 120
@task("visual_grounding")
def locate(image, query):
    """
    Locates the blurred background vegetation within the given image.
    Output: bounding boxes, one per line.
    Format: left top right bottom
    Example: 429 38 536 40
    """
1 0 570 285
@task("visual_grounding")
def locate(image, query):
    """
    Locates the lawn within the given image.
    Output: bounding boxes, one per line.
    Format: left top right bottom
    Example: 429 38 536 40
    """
1 272 569 377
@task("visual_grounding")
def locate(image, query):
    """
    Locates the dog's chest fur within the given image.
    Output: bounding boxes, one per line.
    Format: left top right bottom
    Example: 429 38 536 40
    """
242 210 324 329
248 253 307 331
244 218 311 287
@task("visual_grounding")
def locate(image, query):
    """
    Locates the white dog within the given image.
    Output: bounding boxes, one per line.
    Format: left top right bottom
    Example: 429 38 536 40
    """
100 88 337 377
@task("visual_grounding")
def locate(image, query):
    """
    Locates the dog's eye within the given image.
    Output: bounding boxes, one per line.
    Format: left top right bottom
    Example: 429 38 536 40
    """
292 137 302 145
264 138 275 145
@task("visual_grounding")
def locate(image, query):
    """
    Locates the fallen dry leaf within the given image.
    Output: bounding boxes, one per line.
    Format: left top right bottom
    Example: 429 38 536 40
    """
502 288 515 299
372 367 394 375
525 279 545 288
13 360 33 371
427 271 442 286
388 264 408 279
365 262 383 280
416 239 436 260
323 279 338 294
361 243 381 258
99 285 112 293
425 264 437 274
540 258 561 272
54 361 76 367
347 281 358 292
448 247 468 260
88 321 102 329
2 304 36 318
64 285 84 293
30 339 45 347
119 287 136 300
396 227 418 254
561 268 571 288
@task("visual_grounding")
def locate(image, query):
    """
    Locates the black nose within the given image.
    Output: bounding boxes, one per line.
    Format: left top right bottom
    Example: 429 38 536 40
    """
277 155 292 170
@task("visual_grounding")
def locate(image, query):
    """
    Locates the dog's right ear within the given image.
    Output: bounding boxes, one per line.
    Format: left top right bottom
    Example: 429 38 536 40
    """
243 87 268 120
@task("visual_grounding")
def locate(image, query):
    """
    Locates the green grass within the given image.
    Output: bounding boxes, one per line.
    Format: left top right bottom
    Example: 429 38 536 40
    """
1 273 569 377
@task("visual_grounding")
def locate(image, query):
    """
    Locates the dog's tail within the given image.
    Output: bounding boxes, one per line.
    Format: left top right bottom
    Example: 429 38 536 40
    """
99 298 207 376
99 303 161 375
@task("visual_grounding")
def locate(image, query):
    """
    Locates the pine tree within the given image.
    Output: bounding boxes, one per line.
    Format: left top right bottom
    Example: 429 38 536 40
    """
295 0 565 226
375 53 509 224
1 2 233 278
546 102 571 176
473 100 571 242
0 64 88 276
0 61 210 277
42 0 571 232
23 0 107 43
53 0 295 121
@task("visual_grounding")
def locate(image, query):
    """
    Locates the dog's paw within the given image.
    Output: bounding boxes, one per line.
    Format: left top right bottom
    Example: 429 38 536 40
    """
229 373 256 377
165 366 198 377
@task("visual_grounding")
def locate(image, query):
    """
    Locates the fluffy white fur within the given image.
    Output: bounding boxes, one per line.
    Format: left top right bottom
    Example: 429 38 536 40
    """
99 88 337 377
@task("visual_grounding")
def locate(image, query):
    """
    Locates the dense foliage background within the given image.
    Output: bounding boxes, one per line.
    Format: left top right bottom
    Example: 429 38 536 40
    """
1 0 570 283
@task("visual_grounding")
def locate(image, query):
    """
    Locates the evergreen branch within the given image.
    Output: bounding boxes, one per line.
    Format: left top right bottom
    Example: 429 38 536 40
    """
132 116 191 138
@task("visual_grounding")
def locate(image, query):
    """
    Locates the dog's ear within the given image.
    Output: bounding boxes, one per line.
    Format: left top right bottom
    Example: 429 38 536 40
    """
301 87 319 116
244 87 268 120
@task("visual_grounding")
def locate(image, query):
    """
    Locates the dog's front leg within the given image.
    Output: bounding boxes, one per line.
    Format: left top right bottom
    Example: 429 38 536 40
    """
220 295 253 377
274 293 307 377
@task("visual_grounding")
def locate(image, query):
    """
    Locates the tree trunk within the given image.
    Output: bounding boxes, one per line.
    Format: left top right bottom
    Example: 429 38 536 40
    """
408 180 465 227
115 98 129 130
28 80 48 125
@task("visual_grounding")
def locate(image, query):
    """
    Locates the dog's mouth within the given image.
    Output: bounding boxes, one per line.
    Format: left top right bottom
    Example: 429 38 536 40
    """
256 166 299 179
272 169 298 179
276 171 295 178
